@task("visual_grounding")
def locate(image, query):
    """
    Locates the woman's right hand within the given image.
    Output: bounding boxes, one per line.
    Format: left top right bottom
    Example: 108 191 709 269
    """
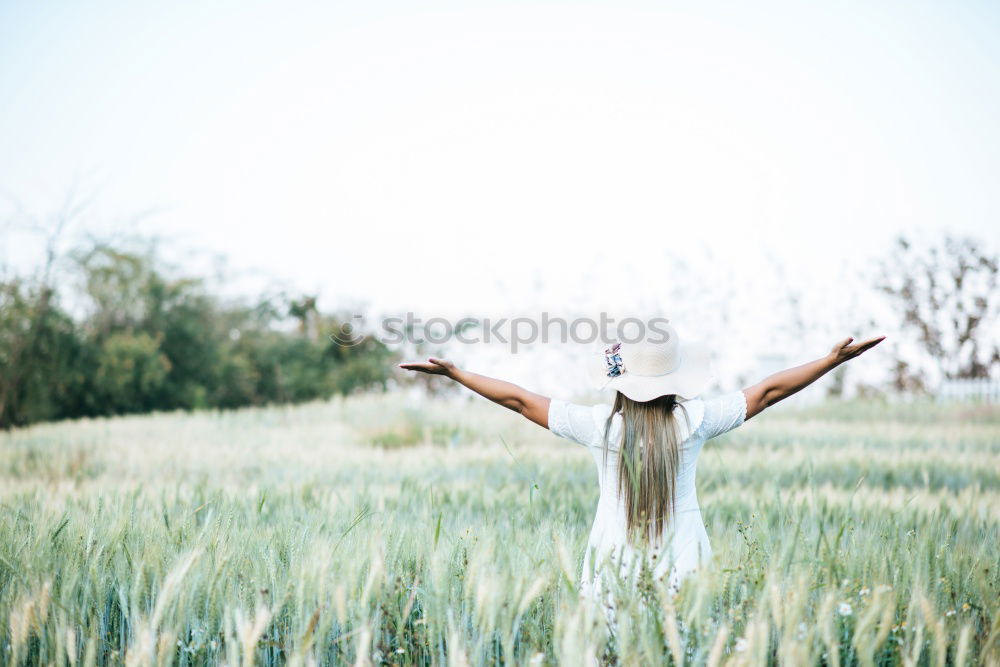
828 335 886 365
744 334 887 420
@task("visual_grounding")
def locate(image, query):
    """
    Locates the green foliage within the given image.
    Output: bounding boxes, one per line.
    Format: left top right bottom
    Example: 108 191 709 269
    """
0 240 395 428
0 281 86 426
93 331 171 413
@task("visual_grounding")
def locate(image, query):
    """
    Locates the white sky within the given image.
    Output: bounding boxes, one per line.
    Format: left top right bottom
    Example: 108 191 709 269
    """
1 0 998 395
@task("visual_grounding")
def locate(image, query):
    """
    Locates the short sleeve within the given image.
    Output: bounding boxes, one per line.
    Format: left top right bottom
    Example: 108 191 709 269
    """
698 390 747 441
548 399 611 448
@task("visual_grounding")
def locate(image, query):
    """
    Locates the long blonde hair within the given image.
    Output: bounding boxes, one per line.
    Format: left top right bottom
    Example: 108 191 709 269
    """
602 392 691 543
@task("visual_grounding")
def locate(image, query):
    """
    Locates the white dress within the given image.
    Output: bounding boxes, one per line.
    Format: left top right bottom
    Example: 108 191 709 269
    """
548 390 747 604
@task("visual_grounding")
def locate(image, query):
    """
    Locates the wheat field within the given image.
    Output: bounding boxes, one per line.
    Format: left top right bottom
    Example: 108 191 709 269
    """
1 394 998 665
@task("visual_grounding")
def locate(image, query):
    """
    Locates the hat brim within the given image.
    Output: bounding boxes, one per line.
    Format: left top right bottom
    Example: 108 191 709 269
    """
591 341 712 402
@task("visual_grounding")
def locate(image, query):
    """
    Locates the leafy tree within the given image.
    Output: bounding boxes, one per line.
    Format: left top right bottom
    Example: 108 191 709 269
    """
93 332 171 414
0 281 85 426
1 234 396 428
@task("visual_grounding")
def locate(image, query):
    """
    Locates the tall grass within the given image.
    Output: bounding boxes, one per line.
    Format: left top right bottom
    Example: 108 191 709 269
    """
1 394 998 665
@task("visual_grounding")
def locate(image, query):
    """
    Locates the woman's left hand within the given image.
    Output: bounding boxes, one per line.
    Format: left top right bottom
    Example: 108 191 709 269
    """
398 358 551 428
398 357 457 378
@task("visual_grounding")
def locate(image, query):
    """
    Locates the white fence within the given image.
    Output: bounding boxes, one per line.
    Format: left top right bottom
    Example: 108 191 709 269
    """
937 379 1000 403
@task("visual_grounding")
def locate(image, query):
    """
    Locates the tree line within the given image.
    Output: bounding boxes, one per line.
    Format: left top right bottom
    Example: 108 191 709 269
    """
1 221 996 428
0 239 393 428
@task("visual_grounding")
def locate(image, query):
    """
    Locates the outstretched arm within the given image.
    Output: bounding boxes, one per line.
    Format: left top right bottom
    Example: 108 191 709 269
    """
742 335 885 420
398 358 552 428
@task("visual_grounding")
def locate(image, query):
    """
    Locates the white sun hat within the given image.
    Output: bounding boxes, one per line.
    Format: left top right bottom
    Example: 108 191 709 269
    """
589 323 712 401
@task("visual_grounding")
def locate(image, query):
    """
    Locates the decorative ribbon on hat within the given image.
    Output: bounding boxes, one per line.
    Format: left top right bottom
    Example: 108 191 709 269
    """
604 342 626 378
